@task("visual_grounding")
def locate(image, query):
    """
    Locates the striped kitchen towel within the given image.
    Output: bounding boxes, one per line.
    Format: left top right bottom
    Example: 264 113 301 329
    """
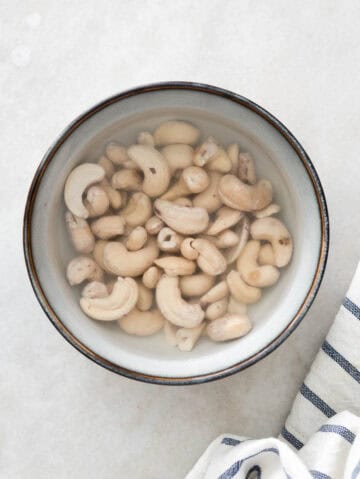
186 262 360 479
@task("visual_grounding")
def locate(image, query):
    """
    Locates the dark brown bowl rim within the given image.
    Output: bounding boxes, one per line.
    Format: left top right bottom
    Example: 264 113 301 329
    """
23 81 329 385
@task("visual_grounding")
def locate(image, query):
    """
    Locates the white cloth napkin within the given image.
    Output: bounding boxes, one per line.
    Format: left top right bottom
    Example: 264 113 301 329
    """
186 262 360 479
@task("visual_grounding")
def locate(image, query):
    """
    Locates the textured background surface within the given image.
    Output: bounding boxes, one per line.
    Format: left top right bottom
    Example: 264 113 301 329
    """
1 1 360 477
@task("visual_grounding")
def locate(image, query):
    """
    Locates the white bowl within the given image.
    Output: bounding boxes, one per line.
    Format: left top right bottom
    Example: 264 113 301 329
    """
23 82 329 384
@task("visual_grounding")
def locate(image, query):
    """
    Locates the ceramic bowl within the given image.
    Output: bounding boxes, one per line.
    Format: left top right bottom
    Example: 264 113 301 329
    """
23 82 329 385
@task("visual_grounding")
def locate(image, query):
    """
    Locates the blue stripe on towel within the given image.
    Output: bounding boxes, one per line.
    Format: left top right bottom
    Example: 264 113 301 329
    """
352 460 360 479
221 437 242 446
310 471 332 479
322 341 360 383
319 424 356 444
300 384 336 418
343 297 360 320
280 427 304 450
218 461 240 479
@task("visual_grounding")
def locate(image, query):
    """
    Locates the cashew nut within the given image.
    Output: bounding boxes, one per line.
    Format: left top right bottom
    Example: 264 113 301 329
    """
145 215 164 235
176 323 205 351
224 216 250 264
218 175 273 212
193 137 219 166
214 230 239 249
98 155 115 179
227 143 239 175
127 145 170 197
179 273 215 297
164 320 178 346
81 281 108 299
126 226 148 251
64 163 105 218
118 308 164 336
66 256 104 286
173 197 193 207
238 152 256 185
136 281 154 311
91 215 125 239
142 266 161 289
122 192 152 227
100 178 123 209
154 256 196 276
205 297 228 321
153 120 200 146
157 227 183 253
191 239 227 276
206 149 232 173
65 211 95 253
254 203 281 219
137 131 155 146
105 142 129 165
83 185 110 217
161 144 194 173
258 243 276 266
93 240 108 270
161 166 209 200
156 275 204 328
80 277 138 321
200 280 229 306
226 270 261 304
250 217 293 267
207 314 252 342
206 206 243 236
154 199 209 235
236 240 279 287
180 237 199 260
227 296 247 315
192 171 223 213
103 239 159 277
111 169 143 191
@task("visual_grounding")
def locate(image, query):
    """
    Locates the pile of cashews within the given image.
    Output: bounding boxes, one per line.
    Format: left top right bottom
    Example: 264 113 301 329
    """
63 120 293 352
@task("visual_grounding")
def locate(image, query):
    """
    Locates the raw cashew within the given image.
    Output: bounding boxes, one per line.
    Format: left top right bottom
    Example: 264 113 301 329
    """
258 243 276 266
173 197 192 207
207 314 252 342
179 273 215 297
156 275 204 328
80 277 138 321
250 217 293 267
200 280 229 306
236 240 280 287
153 120 200 146
137 131 155 146
136 281 154 311
65 211 95 253
224 216 250 264
84 186 110 217
91 215 125 239
154 256 196 276
176 323 205 351
226 270 261 304
161 144 194 173
98 156 115 179
227 143 239 175
206 149 232 173
193 137 219 166
145 216 164 235
164 320 178 346
127 145 170 197
81 281 108 299
118 308 164 336
103 239 159 277
214 230 239 249
205 297 228 321
66 256 104 285
180 238 199 260
122 192 152 227
161 166 209 200
126 226 148 251
93 240 108 270
111 169 143 191
239 152 256 185
228 296 247 315
218 175 273 212
105 142 129 165
255 203 281 219
64 163 105 218
157 227 183 253
154 199 209 235
142 266 161 289
206 206 243 236
100 179 123 209
191 239 227 275
192 171 223 213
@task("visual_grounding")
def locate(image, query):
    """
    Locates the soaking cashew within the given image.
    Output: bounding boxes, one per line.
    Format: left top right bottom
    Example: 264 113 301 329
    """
254 203 281 219
136 281 154 311
111 169 143 191
193 137 218 166
126 226 148 251
200 280 229 306
205 297 228 321
154 199 209 235
157 227 183 253
80 277 138 321
64 163 105 218
161 166 209 200
118 308 164 336
137 131 155 146
105 142 129 165
236 240 280 287
206 149 232 173
145 215 164 235
180 237 199 260
227 143 239 175
161 144 194 173
179 273 215 297
227 296 247 315
173 197 193 207
224 216 250 264
100 179 123 209
142 266 161 289
91 215 125 239
98 155 115 179
93 240 108 271
218 175 273 211
206 207 243 235
66 256 104 285
238 152 256 185
153 120 200 146
154 256 196 276
207 314 252 342
258 243 276 266
127 145 170 197
192 171 223 213
122 192 152 227
214 230 239 249
191 239 227 275
226 270 261 304
156 275 204 328
81 281 108 299
65 211 95 253
84 185 110 217
164 320 178 346
176 323 205 351
250 217 293 267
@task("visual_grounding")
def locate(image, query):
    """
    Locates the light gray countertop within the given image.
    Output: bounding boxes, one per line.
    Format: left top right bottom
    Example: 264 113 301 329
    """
1 1 360 477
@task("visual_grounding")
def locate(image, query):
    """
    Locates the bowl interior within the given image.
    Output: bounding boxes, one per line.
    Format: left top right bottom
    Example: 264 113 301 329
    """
29 88 322 379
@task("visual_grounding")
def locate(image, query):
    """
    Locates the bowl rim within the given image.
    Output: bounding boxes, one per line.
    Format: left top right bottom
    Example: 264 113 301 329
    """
23 81 329 385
